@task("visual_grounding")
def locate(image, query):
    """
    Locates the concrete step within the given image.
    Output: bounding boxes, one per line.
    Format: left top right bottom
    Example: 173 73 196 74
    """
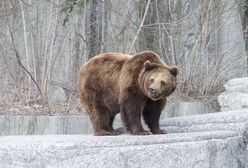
1 109 248 168
161 109 248 134
0 130 246 168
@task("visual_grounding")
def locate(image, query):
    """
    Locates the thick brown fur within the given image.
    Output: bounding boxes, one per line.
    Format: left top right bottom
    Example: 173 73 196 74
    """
79 51 178 136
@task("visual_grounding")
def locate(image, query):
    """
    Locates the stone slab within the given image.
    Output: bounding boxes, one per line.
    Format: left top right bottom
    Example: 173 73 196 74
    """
1 110 248 167
218 92 248 111
0 130 246 168
218 77 248 111
0 110 248 168
224 77 248 88
161 109 248 134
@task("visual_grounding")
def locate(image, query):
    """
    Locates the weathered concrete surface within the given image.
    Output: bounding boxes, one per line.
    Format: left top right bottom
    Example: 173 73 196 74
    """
0 101 214 136
161 109 248 134
161 101 215 117
0 131 246 168
0 115 93 135
1 110 248 167
218 77 248 111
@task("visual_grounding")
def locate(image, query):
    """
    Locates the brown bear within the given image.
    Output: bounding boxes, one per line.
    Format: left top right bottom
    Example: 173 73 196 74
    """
79 51 178 136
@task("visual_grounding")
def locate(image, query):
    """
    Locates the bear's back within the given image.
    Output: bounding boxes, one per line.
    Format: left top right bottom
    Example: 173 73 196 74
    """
80 54 130 90
79 53 130 80
79 53 131 114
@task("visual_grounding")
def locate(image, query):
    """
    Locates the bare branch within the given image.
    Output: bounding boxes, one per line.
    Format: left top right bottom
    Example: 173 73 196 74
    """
129 0 151 53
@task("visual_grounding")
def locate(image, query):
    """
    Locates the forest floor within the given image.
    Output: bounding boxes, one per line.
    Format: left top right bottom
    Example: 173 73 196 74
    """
0 71 85 116
0 100 84 116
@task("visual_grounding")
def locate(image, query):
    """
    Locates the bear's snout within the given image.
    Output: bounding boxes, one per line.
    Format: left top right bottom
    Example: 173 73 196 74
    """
149 87 158 97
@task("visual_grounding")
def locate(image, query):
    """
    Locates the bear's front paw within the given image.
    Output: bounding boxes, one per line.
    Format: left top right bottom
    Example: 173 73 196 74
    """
94 130 116 136
131 130 151 135
151 129 167 134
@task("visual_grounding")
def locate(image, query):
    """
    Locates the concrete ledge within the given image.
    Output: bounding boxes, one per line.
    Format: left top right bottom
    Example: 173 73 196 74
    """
218 77 248 111
0 102 215 136
0 115 93 135
0 131 246 168
1 110 248 167
161 109 248 134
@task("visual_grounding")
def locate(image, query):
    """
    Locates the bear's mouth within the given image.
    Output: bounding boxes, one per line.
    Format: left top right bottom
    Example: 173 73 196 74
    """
149 94 162 101
149 90 172 101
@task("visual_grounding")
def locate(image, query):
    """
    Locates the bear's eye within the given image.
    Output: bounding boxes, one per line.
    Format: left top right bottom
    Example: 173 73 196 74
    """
161 81 166 86
150 79 154 83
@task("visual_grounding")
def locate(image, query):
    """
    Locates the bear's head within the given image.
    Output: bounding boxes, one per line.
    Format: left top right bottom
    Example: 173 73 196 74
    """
138 60 178 101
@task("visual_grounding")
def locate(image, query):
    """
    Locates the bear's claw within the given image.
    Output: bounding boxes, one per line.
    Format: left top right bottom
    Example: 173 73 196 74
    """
152 129 167 134
94 130 116 136
131 130 151 135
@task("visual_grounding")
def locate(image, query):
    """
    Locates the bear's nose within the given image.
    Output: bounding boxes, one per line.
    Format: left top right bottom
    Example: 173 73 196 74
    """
149 87 158 97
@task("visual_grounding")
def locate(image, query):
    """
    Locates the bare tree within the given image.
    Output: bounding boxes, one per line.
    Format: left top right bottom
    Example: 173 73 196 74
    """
85 0 102 59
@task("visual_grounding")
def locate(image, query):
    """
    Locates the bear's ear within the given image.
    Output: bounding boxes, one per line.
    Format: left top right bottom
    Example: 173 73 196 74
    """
170 66 178 77
144 60 158 71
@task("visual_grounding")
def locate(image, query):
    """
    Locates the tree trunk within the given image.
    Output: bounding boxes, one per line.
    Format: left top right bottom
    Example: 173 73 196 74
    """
85 0 102 59
138 0 158 52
